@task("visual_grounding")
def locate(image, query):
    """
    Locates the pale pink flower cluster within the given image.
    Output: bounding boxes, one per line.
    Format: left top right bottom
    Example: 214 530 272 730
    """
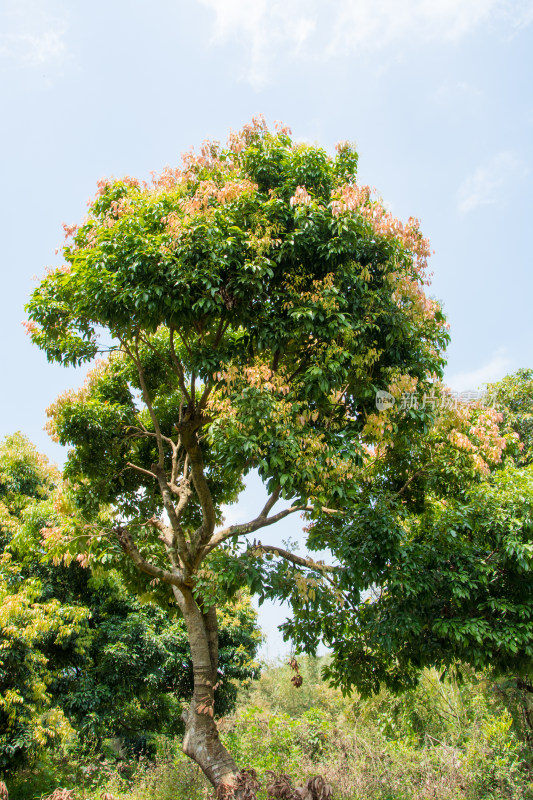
216 178 257 204
448 430 476 452
109 197 133 218
388 373 419 399
121 176 139 188
22 320 39 335
191 178 257 210
86 176 139 210
214 363 290 397
83 227 99 248
62 222 78 240
331 184 432 277
290 186 312 207
364 209 431 276
40 525 62 542
472 454 490 476
468 409 507 463
179 140 228 181
161 179 258 232
335 140 351 154
200 139 221 161
447 405 507 476
152 141 238 191
95 178 112 196
362 412 394 441
160 211 181 237
181 148 216 176
243 365 290 396
274 120 292 135
330 184 371 216
151 166 184 191
227 114 268 154
391 275 438 322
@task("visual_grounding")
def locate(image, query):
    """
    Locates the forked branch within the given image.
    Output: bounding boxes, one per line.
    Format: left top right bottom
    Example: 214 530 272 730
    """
114 525 184 587
200 503 313 562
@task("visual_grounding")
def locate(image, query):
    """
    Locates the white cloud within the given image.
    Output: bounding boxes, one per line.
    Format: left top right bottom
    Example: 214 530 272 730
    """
198 0 533 87
446 348 512 392
457 151 529 214
325 0 499 55
0 1 68 68
0 28 67 66
199 0 316 89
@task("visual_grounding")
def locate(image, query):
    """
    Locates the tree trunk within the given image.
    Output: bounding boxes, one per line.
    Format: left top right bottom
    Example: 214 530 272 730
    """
172 586 241 793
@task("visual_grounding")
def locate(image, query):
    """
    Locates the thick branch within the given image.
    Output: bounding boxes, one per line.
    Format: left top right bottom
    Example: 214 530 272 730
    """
181 429 216 552
259 485 281 518
152 464 192 569
199 504 313 562
114 525 184 587
127 461 157 480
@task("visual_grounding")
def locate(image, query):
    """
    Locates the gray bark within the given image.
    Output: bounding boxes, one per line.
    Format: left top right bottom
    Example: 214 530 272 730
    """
172 586 241 792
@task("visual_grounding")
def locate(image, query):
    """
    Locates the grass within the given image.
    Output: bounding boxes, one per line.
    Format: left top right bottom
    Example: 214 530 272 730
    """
4 658 533 800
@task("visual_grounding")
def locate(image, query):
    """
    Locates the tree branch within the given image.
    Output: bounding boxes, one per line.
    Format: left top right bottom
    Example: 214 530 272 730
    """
180 428 217 553
114 525 184 587
152 464 192 569
119 335 166 468
199 503 313 562
169 328 192 405
259 485 281 518
126 461 157 480
255 544 339 573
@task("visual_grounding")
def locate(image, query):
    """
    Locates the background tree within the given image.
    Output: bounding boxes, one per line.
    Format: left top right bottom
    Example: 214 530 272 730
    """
267 372 533 698
0 433 259 780
488 368 533 466
25 117 516 794
0 433 86 773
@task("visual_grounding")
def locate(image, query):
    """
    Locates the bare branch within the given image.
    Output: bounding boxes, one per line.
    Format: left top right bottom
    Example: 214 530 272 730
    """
396 465 429 497
256 544 338 573
114 525 184 587
259 485 281 518
181 429 217 552
197 380 214 411
199 503 313 561
145 515 174 548
169 437 184 489
152 464 192 568
190 371 196 411
126 461 157 480
127 425 176 448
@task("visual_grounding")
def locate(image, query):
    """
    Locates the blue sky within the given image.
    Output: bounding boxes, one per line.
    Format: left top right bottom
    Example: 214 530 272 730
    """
1 0 532 656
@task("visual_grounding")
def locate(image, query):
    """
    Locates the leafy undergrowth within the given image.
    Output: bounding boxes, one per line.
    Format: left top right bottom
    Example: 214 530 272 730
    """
5 658 533 800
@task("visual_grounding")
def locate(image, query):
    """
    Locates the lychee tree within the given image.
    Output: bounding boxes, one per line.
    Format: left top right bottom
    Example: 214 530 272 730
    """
26 117 516 793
